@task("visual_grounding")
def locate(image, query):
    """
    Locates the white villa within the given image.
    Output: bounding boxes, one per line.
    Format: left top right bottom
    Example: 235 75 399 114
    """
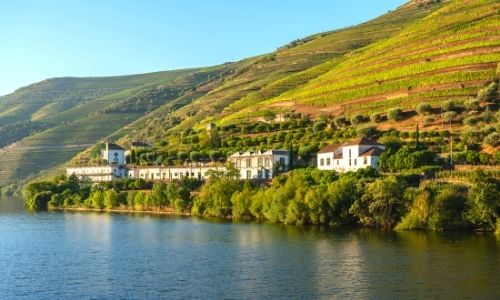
317 137 386 172
67 143 291 182
228 150 291 180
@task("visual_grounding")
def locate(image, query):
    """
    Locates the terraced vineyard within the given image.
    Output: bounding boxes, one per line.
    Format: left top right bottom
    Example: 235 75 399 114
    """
129 0 443 143
236 0 500 119
1 0 499 188
0 66 232 185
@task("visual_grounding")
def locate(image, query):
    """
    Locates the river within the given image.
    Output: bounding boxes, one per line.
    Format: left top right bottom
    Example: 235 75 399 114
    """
0 196 498 299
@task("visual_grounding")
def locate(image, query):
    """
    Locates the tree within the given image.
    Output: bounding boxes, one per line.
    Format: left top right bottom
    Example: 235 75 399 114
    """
416 103 432 115
370 113 382 123
477 82 498 102
387 108 404 121
350 176 407 228
103 189 120 209
464 171 500 232
231 188 255 220
189 151 202 162
150 182 168 207
313 121 327 132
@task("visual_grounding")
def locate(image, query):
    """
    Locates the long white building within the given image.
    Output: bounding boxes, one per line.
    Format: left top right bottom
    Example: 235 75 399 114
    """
317 137 385 172
67 143 291 182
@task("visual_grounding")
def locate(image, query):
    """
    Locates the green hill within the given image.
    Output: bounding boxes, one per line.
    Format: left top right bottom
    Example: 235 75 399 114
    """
1 0 499 188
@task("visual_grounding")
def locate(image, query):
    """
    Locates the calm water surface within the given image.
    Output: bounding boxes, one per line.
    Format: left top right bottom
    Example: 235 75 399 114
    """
0 196 498 299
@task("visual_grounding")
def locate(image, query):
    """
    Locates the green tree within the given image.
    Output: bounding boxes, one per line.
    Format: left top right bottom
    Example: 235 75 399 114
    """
103 189 120 209
350 176 407 228
464 171 500 232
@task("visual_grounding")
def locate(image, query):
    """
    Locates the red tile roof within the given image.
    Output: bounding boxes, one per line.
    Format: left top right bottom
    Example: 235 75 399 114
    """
317 143 342 154
344 137 383 146
359 147 384 157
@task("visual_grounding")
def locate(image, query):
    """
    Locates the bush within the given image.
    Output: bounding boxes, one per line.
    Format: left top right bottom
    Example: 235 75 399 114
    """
370 113 382 123
463 116 480 126
484 132 500 147
313 121 327 132
442 111 458 123
423 116 434 126
477 82 498 102
416 103 432 115
443 100 457 112
334 116 350 128
351 114 367 125
465 99 480 111
387 108 404 121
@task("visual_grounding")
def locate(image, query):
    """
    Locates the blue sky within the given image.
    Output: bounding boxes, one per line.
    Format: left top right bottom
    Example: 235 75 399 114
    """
0 0 405 96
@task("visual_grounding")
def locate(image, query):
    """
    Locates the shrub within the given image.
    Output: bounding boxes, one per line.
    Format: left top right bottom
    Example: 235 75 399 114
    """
477 82 498 102
313 121 327 132
484 132 500 147
423 116 434 126
465 99 480 111
351 114 367 125
442 111 458 123
334 116 350 128
442 100 457 112
370 113 382 123
416 103 432 115
387 108 404 121
463 116 480 126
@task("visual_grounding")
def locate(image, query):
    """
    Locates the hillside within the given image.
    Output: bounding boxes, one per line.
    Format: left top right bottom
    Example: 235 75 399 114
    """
0 65 236 185
123 0 444 144
223 0 499 123
1 0 499 188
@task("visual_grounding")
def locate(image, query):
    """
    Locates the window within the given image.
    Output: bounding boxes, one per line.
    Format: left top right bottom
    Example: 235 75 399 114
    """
354 159 357 166
337 160 339 166
364 157 368 165
246 159 251 167
326 158 331 165
246 170 251 179
258 158 263 166
265 158 270 167
265 169 270 179
279 157 285 166
258 170 262 179
320 158 324 166
349 159 351 166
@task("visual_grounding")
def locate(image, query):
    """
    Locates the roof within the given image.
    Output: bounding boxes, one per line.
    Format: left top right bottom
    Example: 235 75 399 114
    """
229 149 290 158
359 147 384 157
106 143 125 151
131 141 152 148
344 137 383 147
318 143 342 154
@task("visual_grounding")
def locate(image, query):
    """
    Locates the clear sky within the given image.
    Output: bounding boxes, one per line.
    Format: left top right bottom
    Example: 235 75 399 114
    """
0 0 406 96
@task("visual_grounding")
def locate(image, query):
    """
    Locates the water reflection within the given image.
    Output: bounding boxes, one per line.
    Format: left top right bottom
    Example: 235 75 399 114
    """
0 204 498 299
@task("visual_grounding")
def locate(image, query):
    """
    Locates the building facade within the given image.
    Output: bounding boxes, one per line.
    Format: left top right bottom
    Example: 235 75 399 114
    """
228 150 291 180
317 137 385 172
101 142 126 165
67 145 290 182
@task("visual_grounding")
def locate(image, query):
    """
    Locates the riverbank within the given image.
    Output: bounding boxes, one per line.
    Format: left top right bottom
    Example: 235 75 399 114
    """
51 206 192 217
23 168 500 233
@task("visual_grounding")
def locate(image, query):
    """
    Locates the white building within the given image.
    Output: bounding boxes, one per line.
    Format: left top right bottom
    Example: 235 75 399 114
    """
101 142 126 165
228 149 291 180
66 165 127 182
67 146 290 183
317 137 385 172
126 165 227 181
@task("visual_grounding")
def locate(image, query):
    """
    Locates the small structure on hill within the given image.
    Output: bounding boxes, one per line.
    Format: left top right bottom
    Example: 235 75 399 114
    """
101 142 126 166
317 137 386 172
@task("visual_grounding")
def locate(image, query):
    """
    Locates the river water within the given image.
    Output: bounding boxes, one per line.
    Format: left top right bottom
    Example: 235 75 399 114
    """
0 196 498 299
